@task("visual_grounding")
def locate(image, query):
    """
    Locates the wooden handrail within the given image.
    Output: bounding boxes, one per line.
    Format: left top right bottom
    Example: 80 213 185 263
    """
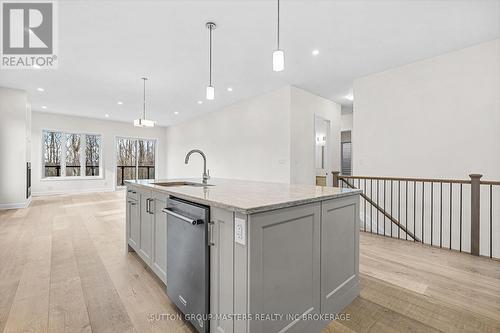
334 173 471 184
480 180 500 185
335 172 500 185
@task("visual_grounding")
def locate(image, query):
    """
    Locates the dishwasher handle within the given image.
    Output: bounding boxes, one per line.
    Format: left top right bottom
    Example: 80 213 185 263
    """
162 208 203 225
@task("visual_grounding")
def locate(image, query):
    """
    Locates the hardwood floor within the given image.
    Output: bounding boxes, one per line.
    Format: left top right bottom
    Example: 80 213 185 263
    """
0 191 499 333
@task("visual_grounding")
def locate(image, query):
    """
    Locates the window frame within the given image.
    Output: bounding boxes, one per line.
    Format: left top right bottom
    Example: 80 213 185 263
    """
41 129 104 181
114 136 159 189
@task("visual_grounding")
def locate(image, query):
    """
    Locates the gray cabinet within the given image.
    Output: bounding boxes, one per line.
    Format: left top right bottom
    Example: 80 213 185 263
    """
138 188 153 265
209 208 235 333
248 203 321 333
151 192 168 284
127 188 140 251
320 196 359 315
126 186 168 285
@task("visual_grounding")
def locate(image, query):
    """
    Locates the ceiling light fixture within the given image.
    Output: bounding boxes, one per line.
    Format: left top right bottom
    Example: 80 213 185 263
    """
197 100 203 104
37 87 44 92
206 22 216 100
227 87 233 92
134 77 155 127
117 101 123 105
41 106 47 109
345 94 353 101
272 0 284 71
312 49 319 56
105 114 110 118
174 111 179 115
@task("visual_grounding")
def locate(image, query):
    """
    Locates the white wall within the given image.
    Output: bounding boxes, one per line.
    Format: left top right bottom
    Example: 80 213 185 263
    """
290 87 341 185
353 39 500 179
353 39 500 257
166 86 342 185
166 87 291 183
0 87 30 208
341 106 353 131
31 112 167 195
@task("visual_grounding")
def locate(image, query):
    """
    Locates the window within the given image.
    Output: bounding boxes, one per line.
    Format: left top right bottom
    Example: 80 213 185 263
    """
43 131 62 177
116 137 156 186
42 130 102 178
66 133 81 176
86 135 101 176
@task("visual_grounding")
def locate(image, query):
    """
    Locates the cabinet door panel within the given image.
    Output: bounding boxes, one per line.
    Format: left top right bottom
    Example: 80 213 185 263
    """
320 196 359 314
129 199 140 251
210 208 234 333
139 190 153 264
152 196 167 284
248 203 321 333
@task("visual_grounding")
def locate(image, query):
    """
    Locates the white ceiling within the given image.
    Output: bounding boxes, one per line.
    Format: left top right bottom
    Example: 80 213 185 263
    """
1 0 499 126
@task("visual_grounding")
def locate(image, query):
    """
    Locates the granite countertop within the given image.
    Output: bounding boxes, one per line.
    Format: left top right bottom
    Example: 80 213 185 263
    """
126 178 361 214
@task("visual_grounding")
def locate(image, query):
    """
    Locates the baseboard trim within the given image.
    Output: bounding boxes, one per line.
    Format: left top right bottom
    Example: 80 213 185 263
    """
32 188 116 197
0 196 32 210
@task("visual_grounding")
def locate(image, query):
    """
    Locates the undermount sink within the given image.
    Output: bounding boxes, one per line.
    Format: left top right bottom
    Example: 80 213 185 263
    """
153 181 213 187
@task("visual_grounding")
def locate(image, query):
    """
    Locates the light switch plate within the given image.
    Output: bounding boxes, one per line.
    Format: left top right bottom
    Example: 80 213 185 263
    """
234 217 246 245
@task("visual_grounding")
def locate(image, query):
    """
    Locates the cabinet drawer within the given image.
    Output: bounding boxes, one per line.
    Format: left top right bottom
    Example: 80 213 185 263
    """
127 187 139 201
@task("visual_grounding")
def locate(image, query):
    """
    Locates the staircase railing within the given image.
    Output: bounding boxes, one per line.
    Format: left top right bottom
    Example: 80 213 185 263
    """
332 171 499 259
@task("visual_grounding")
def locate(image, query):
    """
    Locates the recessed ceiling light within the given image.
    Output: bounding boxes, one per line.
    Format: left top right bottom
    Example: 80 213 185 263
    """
345 94 353 101
105 114 110 118
197 101 203 104
227 87 233 92
117 101 123 105
41 106 47 109
312 49 320 56
174 111 179 115
37 87 44 92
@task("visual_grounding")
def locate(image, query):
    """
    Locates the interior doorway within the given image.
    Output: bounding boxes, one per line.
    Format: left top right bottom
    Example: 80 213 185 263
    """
314 116 331 186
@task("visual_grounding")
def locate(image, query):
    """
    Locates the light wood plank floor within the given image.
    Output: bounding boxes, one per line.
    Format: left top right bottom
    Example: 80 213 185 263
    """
0 192 499 333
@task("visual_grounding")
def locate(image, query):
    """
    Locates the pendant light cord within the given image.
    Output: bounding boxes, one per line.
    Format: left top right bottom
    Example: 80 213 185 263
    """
142 77 147 119
209 26 212 86
277 0 280 49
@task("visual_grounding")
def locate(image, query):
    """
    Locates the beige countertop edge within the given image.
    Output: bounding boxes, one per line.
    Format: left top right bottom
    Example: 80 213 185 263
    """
125 180 362 215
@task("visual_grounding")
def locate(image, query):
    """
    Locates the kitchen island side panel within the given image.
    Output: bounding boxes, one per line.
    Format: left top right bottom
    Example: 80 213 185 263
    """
248 203 322 333
320 196 360 316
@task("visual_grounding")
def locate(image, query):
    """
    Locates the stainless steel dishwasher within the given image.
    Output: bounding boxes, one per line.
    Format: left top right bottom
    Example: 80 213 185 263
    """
162 197 210 333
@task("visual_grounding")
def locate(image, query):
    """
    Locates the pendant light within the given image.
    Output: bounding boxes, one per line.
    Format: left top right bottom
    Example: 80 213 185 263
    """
272 0 284 72
134 77 155 127
206 22 216 100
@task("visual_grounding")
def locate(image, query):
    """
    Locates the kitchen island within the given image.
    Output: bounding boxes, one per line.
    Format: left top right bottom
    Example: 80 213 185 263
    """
125 178 361 333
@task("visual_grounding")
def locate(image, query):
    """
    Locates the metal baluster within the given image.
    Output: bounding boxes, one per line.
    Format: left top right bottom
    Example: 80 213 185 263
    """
490 185 493 258
449 183 452 250
370 179 373 234
440 182 443 248
431 182 434 246
422 182 425 244
405 181 408 240
460 183 463 252
364 178 367 232
414 181 416 242
398 180 401 239
390 180 393 238
383 180 386 236
377 180 379 235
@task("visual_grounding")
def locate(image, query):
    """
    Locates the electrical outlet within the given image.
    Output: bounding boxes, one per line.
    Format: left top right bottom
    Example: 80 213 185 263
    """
234 217 246 245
